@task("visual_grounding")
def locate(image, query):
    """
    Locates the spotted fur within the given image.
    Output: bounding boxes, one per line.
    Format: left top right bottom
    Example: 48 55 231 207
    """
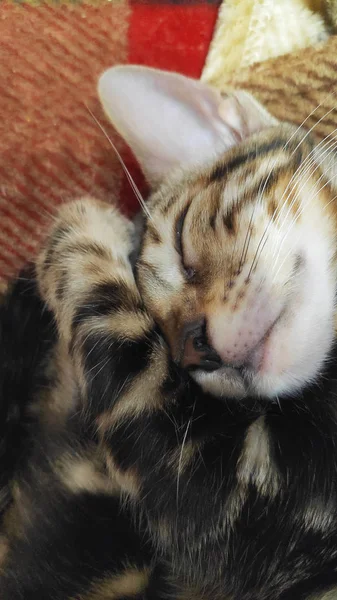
0 191 336 598
2 63 337 598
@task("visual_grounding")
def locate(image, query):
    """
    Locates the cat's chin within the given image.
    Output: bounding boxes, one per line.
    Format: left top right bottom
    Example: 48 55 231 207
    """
192 329 334 400
196 272 336 400
191 367 294 400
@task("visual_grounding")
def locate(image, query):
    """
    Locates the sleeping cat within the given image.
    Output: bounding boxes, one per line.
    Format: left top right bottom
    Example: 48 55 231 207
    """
1 65 337 599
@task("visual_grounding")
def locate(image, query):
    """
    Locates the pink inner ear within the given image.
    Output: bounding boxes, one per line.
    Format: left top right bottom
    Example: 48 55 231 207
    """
99 66 277 187
218 98 244 142
217 91 279 142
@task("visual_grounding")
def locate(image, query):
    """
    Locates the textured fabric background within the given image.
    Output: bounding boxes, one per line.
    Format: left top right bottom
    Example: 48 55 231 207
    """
0 0 220 282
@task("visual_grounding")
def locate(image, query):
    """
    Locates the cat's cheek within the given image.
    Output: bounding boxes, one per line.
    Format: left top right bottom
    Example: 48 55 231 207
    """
252 312 335 398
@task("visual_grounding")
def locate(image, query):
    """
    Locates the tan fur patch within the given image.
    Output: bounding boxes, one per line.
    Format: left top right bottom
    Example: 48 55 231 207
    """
104 454 141 499
88 311 153 341
57 456 118 496
237 417 280 497
308 589 337 600
75 567 150 600
97 344 168 429
168 440 196 476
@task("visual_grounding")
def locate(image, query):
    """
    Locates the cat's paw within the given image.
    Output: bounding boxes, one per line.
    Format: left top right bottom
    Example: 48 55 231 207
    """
38 196 134 276
36 197 137 335
35 197 160 425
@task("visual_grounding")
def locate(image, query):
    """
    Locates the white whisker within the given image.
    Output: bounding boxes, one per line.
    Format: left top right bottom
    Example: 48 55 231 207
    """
247 123 337 276
323 194 337 210
240 163 268 272
291 102 337 155
176 417 192 508
84 104 155 224
275 128 337 237
271 171 337 285
270 133 337 274
284 90 337 149
247 153 281 276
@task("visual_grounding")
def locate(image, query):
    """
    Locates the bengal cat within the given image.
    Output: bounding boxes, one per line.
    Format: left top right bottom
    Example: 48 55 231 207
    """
1 65 337 600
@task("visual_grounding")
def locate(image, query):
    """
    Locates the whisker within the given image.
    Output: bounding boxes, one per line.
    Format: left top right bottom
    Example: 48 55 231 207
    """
268 132 337 274
274 128 337 236
237 143 262 272
310 171 337 203
290 100 337 156
239 209 254 272
247 151 284 277
250 127 337 279
88 356 111 379
176 417 192 509
271 135 337 271
238 181 262 272
227 197 239 292
284 90 337 149
84 104 155 224
248 232 269 279
271 170 337 285
323 194 337 210
272 119 337 250
275 395 282 412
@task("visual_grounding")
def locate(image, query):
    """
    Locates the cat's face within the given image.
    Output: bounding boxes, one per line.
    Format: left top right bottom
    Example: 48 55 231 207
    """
138 129 336 400
99 66 337 400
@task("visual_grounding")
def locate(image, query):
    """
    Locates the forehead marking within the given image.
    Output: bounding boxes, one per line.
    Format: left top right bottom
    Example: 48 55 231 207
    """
209 137 298 184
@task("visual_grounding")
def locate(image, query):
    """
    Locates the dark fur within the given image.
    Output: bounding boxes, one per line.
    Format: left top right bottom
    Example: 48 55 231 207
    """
2 218 337 599
0 267 55 516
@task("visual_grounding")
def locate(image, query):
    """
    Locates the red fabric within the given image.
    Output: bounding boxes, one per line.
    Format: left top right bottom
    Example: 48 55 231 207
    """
0 1 220 281
129 4 218 73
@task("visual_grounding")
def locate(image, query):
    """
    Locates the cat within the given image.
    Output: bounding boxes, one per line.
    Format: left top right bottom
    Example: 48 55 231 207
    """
1 64 337 599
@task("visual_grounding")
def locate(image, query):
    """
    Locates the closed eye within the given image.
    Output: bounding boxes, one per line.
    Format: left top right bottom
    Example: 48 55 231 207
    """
175 206 196 281
175 208 188 257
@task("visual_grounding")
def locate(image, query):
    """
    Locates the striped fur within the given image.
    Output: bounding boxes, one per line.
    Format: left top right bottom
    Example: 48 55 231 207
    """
3 55 337 599
138 123 337 399
98 65 337 401
1 190 337 598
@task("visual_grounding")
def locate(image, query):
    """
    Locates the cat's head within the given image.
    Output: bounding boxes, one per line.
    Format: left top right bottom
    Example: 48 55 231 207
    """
98 66 337 400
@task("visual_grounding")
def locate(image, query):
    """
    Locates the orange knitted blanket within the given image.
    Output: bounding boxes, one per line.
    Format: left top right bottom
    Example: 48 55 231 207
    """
0 0 220 282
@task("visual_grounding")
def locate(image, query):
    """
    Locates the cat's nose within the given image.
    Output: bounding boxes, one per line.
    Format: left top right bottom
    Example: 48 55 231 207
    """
179 319 222 371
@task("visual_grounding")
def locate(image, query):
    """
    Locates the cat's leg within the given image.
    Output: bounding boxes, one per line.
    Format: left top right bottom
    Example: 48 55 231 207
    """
33 196 224 562
0 198 174 600
34 196 184 509
34 198 199 518
21 197 337 600
11 197 231 600
1 460 153 600
0 267 55 521
36 197 163 425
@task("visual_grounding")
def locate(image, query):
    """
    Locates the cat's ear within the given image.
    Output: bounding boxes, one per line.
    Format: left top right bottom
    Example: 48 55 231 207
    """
98 65 277 185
